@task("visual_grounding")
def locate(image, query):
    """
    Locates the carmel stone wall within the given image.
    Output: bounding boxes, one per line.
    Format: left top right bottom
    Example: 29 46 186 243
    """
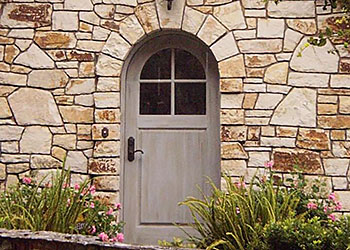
0 0 350 210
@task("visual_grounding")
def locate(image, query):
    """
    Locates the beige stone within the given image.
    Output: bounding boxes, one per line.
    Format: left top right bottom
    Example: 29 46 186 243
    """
286 19 317 35
221 142 248 159
220 109 244 125
242 0 266 9
20 126 52 154
331 75 350 88
221 126 246 141
53 134 76 150
59 106 93 124
323 158 349 176
34 32 77 49
65 151 88 173
245 54 276 67
264 62 288 84
95 109 120 123
9 88 62 126
213 2 246 30
120 15 144 44
94 93 120 108
76 41 105 52
79 11 100 25
283 28 303 52
97 78 120 92
0 126 24 141
94 176 119 191
0 163 5 180
288 73 329 88
290 38 339 73
94 141 120 157
258 18 284 38
318 116 350 129
89 158 119 175
66 79 95 94
0 98 12 118
135 3 159 33
1 141 18 153
14 44 54 69
96 54 123 77
221 94 244 109
52 147 67 161
75 94 94 107
340 96 350 114
220 78 243 93
6 163 29 174
267 1 315 18
248 151 270 167
53 11 79 31
28 70 69 89
221 160 247 176
102 32 131 60
243 93 258 109
198 15 227 46
276 127 298 137
219 54 246 78
238 39 282 53
182 7 206 35
93 27 110 41
31 155 62 169
79 62 95 77
318 104 337 115
211 32 239 61
65 0 93 10
156 0 185 29
331 130 346 140
255 93 283 109
336 191 350 211
261 137 295 147
332 142 350 158
271 88 316 127
4 45 20 64
297 128 330 150
92 124 120 140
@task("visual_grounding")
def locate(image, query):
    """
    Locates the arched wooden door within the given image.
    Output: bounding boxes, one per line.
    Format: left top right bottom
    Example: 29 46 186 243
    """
122 32 220 244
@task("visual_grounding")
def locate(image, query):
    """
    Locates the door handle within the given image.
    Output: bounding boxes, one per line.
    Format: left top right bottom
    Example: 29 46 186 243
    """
128 137 144 162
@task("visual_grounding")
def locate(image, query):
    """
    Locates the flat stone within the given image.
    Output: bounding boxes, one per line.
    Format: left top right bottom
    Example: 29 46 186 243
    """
31 169 61 186
221 126 247 141
182 7 206 35
220 78 243 92
211 32 239 61
7 163 29 174
93 176 119 191
79 11 100 25
323 158 350 176
135 3 159 33
8 88 62 126
267 1 315 18
198 15 227 46
97 77 119 91
65 151 88 173
156 0 185 29
331 75 350 88
258 18 284 38
221 94 244 109
332 142 350 158
59 106 93 123
95 109 120 123
0 98 12 118
31 155 61 169
283 28 303 52
28 70 69 89
0 126 24 141
290 38 339 73
296 128 330 150
213 1 246 30
242 0 266 9
89 158 119 175
94 141 120 157
255 93 283 109
0 3 52 28
20 126 52 154
94 93 120 108
248 151 270 167
221 160 247 176
52 11 79 31
96 54 122 77
14 44 54 69
221 142 248 159
92 124 120 140
245 54 276 67
264 62 288 84
4 45 20 64
219 54 246 78
287 19 317 35
102 32 130 60
318 116 350 129
271 88 316 127
237 39 282 53
288 73 329 88
34 31 77 49
340 96 350 114
94 4 115 19
272 148 322 174
261 137 296 147
65 79 95 94
119 15 144 44
64 0 93 10
220 109 244 125
75 94 94 107
52 147 67 161
53 134 76 150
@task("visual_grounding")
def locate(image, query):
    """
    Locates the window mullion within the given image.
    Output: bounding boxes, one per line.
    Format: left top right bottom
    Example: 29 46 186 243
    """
171 48 175 116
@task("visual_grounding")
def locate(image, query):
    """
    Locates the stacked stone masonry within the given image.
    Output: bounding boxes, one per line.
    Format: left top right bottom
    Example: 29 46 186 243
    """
0 0 350 210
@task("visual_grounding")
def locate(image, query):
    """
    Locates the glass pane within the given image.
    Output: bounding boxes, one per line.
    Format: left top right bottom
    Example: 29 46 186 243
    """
140 83 171 115
175 49 205 79
175 83 206 115
141 49 171 79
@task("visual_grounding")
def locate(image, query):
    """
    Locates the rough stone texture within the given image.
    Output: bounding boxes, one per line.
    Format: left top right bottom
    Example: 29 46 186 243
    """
59 106 93 123
20 126 52 154
296 128 330 150
65 151 88 173
0 98 12 118
267 1 315 18
264 62 288 84
28 70 69 89
14 44 54 69
213 2 246 30
8 88 62 126
221 143 248 159
198 15 227 46
31 155 61 169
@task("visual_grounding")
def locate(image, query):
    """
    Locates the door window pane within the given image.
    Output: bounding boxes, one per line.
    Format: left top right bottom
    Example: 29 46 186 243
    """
175 49 205 79
175 83 206 115
140 83 171 115
141 49 171 79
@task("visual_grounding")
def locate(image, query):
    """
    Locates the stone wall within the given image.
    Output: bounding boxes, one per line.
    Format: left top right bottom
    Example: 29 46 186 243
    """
0 0 350 209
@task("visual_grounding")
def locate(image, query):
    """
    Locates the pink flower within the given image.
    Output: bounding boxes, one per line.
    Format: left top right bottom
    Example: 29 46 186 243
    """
236 207 240 214
335 201 343 211
22 177 32 185
90 225 96 234
328 193 336 201
324 206 329 213
62 183 69 189
66 199 71 207
235 182 246 189
89 185 96 194
74 184 80 190
90 202 95 209
328 213 336 221
106 208 113 216
307 202 318 210
115 203 122 210
116 233 124 243
98 232 109 242
264 161 274 168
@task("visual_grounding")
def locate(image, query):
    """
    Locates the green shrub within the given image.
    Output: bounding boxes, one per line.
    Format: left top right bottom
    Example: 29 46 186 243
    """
0 169 124 242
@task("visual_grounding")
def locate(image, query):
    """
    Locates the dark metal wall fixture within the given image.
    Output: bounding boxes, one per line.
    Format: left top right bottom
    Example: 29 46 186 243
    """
167 0 174 10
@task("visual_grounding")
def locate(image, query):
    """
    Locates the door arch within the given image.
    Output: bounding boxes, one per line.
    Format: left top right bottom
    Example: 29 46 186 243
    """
121 31 220 244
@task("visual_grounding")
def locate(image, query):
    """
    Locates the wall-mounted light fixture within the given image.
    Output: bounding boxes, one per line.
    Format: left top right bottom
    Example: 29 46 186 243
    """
167 0 174 10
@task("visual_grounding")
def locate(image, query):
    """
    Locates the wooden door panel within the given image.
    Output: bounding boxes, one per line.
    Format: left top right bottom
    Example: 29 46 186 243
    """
140 130 206 224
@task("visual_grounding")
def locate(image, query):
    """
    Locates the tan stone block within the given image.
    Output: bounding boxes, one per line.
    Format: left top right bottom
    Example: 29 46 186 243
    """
76 40 104 52
193 6 213 14
286 19 317 35
221 160 247 176
52 146 67 161
213 1 246 30
264 62 288 84
221 94 244 109
238 39 282 53
7 163 29 174
247 126 260 141
94 176 119 191
331 130 346 140
94 141 120 157
77 125 92 135
79 62 95 77
94 4 115 19
31 155 61 169
221 142 248 159
119 15 144 44
336 191 350 210
248 151 270 167
0 97 12 118
0 86 17 97
220 109 244 125
53 134 76 150
261 137 295 147
318 103 338 115
4 45 20 64
243 93 258 109
67 51 94 61
94 93 120 108
0 163 5 180
245 117 270 125
135 3 160 34
59 106 94 123
219 54 246 78
55 96 74 105
220 78 243 93
267 1 315 18
221 126 247 141
156 0 185 29
95 109 120 123
65 151 88 173
34 32 77 49
14 44 54 69
296 128 330 150
89 158 120 175
96 54 122 77
28 70 69 89
324 158 349 176
255 93 283 109
93 191 119 206
246 18 257 29
245 54 276 67
211 32 239 62
340 96 350 114
261 126 275 137
92 124 120 140
318 95 337 104
6 175 18 188
20 126 52 154
276 127 298 137
198 15 226 46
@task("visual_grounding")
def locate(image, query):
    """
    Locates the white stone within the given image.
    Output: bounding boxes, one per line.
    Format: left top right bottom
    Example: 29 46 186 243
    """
261 137 296 147
53 11 79 31
287 19 317 35
80 12 100 25
65 151 88 173
135 3 159 34
0 126 24 141
20 126 52 154
94 93 120 108
102 32 131 60
119 15 145 44
156 0 185 29
283 28 303 52
242 0 266 9
248 151 270 167
221 160 247 176
257 18 284 38
14 44 54 69
221 94 244 109
323 158 349 176
65 0 93 10
213 2 246 30
264 62 289 84
28 70 68 89
255 93 283 109
211 32 239 61
271 88 316 127
198 15 227 46
8 29 34 39
8 88 62 126
182 7 206 35
237 39 282 53
267 1 315 18
66 79 95 94
331 75 350 88
290 38 339 73
96 54 123 77
288 73 329 88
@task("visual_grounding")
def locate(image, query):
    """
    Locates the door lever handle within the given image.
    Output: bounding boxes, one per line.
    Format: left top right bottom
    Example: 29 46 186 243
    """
128 137 144 162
